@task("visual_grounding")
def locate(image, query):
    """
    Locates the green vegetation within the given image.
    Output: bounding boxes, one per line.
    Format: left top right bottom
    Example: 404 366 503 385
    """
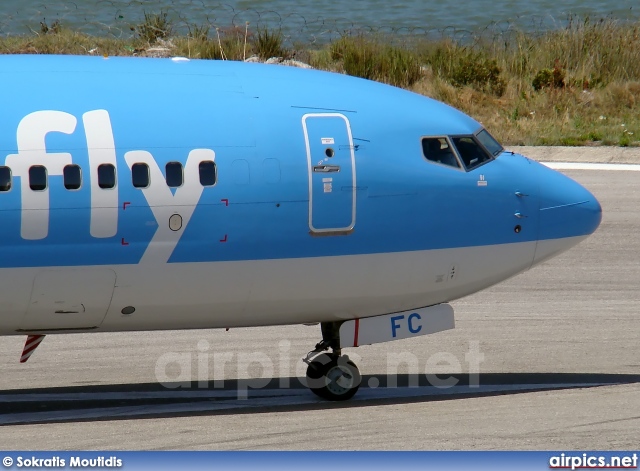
255 27 286 60
135 10 173 43
329 35 422 87
1 14 639 146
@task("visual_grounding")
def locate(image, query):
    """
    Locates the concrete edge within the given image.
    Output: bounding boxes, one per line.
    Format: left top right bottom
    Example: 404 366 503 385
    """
508 146 640 164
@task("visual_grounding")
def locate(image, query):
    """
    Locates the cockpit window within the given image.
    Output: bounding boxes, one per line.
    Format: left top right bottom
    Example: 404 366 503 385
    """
476 129 503 156
451 136 492 170
422 137 461 169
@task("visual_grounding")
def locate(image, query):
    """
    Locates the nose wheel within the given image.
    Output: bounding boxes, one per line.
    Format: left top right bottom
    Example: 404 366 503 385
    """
306 353 361 401
303 321 361 401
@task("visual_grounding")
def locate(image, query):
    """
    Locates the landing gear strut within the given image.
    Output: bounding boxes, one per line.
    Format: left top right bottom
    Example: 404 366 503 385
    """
303 321 361 401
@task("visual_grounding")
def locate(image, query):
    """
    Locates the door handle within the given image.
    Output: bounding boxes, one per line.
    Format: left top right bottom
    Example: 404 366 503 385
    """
313 165 340 173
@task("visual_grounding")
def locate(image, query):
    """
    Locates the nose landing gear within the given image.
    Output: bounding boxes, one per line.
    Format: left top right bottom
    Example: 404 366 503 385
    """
303 321 361 401
305 353 361 401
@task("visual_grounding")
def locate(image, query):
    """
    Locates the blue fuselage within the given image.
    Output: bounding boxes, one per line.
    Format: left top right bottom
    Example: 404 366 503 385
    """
0 55 602 335
0 55 600 269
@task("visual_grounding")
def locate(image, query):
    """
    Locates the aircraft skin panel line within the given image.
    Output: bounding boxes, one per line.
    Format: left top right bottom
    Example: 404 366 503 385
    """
0 55 602 399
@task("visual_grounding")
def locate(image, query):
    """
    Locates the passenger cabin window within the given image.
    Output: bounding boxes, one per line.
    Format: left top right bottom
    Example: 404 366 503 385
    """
451 136 492 170
63 164 82 190
476 129 503 157
199 161 217 186
98 164 116 189
132 163 150 188
165 162 183 187
422 137 461 169
0 166 11 191
29 165 47 191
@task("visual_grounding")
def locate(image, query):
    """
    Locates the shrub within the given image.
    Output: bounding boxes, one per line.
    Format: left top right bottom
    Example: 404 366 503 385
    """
136 10 173 43
255 27 286 60
330 36 422 88
39 19 62 35
420 44 505 96
532 62 565 90
187 23 209 41
449 53 506 96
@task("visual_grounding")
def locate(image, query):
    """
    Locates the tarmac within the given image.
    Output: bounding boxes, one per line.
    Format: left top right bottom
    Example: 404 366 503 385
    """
0 148 638 449
511 145 640 163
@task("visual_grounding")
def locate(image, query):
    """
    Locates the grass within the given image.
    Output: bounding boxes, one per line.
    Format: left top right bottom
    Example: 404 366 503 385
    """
328 35 422 87
255 27 286 60
135 10 173 43
1 14 639 146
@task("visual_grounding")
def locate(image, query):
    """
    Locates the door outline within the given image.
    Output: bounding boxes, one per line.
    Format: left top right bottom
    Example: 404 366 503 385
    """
21 268 116 331
302 113 357 233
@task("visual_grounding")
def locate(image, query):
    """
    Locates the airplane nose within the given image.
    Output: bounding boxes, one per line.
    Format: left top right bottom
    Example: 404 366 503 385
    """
533 163 602 264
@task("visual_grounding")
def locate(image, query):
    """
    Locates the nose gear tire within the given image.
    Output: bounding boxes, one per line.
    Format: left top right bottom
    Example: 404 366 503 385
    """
306 353 361 401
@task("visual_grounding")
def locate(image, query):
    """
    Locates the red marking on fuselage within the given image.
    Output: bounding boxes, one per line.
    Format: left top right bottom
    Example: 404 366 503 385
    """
221 199 229 206
220 234 228 243
353 318 360 347
121 238 129 246
123 202 130 210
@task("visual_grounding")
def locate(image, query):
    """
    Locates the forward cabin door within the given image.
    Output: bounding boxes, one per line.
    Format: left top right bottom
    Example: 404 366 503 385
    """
302 113 356 234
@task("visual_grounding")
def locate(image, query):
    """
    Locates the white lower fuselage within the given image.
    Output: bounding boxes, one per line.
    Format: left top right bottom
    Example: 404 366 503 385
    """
0 237 581 335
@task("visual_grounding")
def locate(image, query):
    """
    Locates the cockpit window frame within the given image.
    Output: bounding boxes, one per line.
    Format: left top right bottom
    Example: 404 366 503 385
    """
448 132 495 172
474 128 504 157
420 135 465 172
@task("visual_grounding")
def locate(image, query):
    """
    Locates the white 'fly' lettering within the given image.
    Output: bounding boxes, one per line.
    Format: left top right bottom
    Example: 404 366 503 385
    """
5 110 77 240
124 149 215 265
3 109 215 264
